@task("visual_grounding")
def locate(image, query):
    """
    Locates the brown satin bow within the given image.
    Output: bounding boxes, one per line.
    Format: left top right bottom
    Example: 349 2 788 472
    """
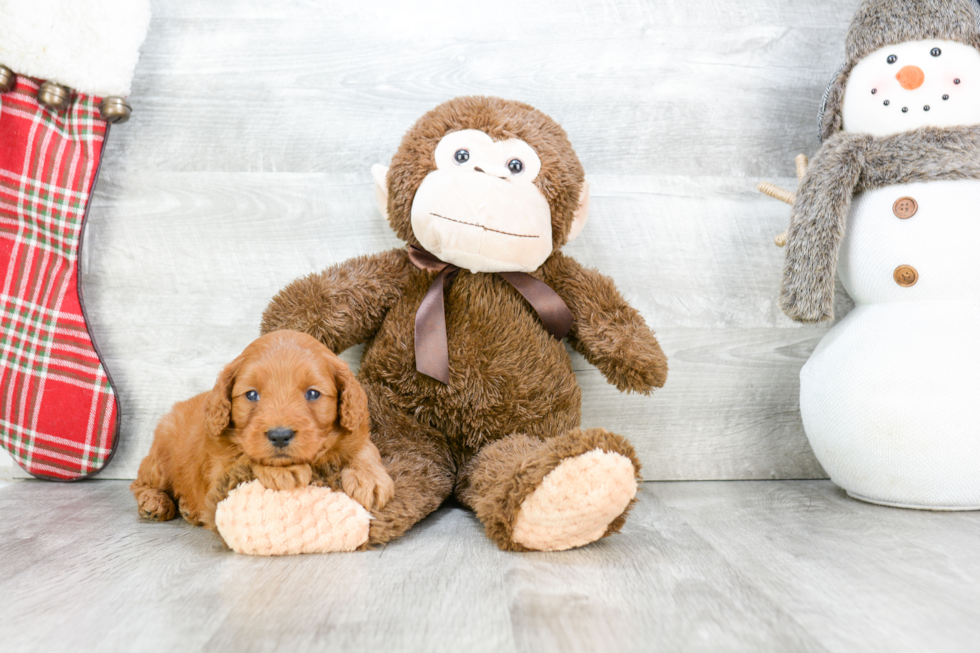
407 245 573 384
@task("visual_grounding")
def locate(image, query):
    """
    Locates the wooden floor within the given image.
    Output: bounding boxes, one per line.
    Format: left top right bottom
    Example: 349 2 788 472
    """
2 480 978 652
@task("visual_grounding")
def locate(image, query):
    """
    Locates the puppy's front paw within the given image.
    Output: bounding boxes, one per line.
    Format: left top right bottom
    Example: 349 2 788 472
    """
341 462 395 511
255 463 313 491
136 489 176 521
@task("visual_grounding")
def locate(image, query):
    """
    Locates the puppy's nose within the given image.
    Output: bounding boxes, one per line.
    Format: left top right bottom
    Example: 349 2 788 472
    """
266 427 295 448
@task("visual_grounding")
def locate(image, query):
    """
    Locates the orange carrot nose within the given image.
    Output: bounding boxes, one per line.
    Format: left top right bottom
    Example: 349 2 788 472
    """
896 65 925 90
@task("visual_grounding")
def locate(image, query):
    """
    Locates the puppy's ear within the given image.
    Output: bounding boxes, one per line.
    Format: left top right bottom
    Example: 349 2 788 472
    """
334 360 368 434
203 356 243 438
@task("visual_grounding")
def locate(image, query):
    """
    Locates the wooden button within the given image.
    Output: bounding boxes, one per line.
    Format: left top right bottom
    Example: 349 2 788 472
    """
893 265 918 287
893 196 918 219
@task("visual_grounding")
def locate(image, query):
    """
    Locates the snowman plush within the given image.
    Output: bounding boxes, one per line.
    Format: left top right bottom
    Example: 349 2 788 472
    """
780 0 980 509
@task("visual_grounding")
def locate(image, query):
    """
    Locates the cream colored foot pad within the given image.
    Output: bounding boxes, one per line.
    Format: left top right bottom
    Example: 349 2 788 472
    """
512 449 637 551
216 481 370 555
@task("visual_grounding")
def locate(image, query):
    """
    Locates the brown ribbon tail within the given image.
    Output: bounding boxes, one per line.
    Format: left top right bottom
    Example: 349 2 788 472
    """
414 265 458 384
408 245 448 273
499 271 573 340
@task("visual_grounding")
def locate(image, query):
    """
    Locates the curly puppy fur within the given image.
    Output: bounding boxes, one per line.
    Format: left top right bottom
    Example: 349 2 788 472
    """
262 96 667 550
820 0 980 141
781 126 980 323
130 330 393 529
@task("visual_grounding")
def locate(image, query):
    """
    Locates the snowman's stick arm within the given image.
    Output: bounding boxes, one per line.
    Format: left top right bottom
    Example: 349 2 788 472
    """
757 181 795 205
758 154 809 247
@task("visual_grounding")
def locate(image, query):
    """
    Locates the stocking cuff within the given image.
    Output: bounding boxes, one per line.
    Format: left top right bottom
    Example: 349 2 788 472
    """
0 0 151 97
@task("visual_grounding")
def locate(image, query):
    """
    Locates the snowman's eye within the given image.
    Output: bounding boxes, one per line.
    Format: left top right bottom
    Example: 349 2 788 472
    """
887 55 897 64
931 48 942 57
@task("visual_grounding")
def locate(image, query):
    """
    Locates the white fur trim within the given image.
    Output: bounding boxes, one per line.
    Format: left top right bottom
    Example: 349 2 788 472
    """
0 0 151 97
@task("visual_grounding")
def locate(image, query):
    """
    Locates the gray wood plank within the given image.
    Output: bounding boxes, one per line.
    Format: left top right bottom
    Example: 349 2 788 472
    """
3 480 979 652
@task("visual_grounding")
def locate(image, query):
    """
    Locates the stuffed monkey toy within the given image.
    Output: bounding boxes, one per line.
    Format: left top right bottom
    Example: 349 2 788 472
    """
777 0 980 509
260 96 668 551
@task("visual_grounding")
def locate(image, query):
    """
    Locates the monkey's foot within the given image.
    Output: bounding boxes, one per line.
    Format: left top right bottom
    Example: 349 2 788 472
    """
511 449 638 552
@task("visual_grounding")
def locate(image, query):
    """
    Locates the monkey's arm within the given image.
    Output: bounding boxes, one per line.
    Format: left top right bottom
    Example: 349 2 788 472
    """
541 252 668 394
261 248 415 353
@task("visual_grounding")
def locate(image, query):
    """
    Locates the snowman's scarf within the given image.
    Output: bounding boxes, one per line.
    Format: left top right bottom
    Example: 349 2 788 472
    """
779 125 980 323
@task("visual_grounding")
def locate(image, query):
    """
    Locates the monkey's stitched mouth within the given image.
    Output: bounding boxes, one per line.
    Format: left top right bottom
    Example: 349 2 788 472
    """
430 213 539 239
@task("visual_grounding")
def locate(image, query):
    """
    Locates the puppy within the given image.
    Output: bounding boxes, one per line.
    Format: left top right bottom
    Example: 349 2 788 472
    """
131 330 394 530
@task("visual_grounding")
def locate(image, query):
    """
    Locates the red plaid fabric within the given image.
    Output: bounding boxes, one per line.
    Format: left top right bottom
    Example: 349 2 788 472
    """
0 75 118 480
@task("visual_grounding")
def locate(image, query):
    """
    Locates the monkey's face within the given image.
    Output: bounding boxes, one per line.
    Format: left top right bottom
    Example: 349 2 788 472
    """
409 129 554 273
376 97 590 270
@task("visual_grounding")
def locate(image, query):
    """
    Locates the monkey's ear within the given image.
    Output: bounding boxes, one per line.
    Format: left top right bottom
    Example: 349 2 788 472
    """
566 179 590 243
371 164 389 221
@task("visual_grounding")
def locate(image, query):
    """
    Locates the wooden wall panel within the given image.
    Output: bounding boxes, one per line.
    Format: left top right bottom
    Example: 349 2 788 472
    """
6 0 865 479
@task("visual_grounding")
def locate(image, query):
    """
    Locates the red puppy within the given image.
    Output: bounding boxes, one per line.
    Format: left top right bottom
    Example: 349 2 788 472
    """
131 330 393 529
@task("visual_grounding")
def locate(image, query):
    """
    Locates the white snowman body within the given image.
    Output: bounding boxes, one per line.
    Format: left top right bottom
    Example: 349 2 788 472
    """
800 39 980 509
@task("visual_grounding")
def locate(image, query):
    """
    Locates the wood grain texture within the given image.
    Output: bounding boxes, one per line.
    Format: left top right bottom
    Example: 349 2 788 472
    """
19 0 870 479
3 480 979 652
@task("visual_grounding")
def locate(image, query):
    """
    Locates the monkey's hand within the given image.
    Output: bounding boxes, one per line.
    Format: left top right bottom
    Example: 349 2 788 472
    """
576 310 668 394
541 252 668 394
260 248 416 353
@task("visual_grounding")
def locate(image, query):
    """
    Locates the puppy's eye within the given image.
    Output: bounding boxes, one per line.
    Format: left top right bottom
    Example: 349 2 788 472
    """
245 390 259 402
454 149 470 164
305 389 321 401
887 54 897 64
507 158 524 174
931 48 942 57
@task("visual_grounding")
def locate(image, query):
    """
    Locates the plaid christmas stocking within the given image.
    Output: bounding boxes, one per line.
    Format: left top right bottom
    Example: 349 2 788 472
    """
0 1 150 479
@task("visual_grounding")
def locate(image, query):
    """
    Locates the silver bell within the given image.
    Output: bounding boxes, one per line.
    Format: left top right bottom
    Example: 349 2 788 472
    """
100 97 132 124
0 65 15 93
38 81 71 110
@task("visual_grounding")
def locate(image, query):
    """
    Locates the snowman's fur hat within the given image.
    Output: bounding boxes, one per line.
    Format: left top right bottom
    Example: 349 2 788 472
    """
819 0 980 141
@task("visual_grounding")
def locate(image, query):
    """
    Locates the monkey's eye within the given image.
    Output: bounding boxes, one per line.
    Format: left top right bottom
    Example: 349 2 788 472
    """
931 48 942 57
887 54 897 64
305 389 321 401
454 149 470 164
507 158 524 174
245 390 259 402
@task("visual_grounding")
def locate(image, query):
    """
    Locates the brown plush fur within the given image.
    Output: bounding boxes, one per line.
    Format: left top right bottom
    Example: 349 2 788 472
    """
820 0 980 141
781 125 980 323
262 96 666 550
130 330 393 529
